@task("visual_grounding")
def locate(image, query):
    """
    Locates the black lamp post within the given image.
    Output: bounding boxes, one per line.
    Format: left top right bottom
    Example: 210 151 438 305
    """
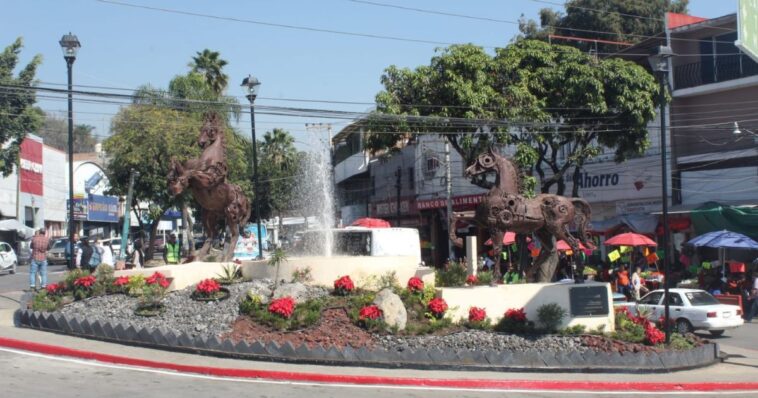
242 75 263 259
648 45 674 344
60 32 80 270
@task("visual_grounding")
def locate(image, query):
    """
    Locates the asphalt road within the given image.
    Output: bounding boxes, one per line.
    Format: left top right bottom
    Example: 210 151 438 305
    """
0 263 68 294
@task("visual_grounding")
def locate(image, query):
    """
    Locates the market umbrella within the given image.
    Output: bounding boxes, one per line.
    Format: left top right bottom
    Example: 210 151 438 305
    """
604 232 657 247
350 218 391 228
684 230 758 249
556 240 587 251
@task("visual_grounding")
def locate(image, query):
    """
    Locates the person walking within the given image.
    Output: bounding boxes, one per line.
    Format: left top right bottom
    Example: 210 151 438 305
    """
745 274 758 322
129 239 145 269
163 233 181 265
78 238 93 271
29 229 50 291
631 266 644 301
65 233 80 269
97 239 114 267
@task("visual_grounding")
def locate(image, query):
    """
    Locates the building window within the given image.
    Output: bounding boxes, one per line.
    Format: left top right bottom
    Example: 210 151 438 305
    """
24 206 35 228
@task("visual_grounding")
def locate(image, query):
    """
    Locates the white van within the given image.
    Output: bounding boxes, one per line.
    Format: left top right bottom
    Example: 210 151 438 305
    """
298 227 423 265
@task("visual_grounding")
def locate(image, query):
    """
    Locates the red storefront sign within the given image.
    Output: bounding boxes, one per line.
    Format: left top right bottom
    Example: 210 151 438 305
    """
20 138 43 196
416 194 485 210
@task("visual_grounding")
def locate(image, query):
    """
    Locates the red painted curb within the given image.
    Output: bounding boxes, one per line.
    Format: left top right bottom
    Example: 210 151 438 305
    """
1 336 757 392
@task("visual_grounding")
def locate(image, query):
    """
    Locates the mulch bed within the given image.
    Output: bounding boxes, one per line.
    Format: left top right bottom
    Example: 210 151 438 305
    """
222 307 376 349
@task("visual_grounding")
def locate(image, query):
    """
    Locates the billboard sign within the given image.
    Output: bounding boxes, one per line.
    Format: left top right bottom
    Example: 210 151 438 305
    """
19 138 43 195
233 224 268 261
737 0 758 63
87 194 119 223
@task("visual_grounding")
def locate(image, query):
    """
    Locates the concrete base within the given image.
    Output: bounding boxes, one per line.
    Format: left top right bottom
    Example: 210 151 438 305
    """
241 255 435 289
438 281 615 331
115 256 436 292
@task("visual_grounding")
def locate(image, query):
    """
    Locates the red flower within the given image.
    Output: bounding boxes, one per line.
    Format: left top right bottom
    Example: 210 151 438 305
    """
45 283 63 295
466 275 478 285
196 279 221 296
427 297 448 316
113 276 130 287
504 307 527 323
468 306 486 323
645 323 665 345
359 305 383 320
268 297 296 319
74 275 96 288
333 275 355 295
407 277 424 293
145 272 167 285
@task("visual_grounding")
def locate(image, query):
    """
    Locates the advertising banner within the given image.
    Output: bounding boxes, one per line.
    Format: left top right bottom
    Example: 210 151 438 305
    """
233 224 268 261
87 194 119 223
20 138 43 195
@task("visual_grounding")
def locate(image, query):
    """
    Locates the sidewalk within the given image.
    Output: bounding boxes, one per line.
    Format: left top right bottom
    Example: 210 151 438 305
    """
1 291 757 392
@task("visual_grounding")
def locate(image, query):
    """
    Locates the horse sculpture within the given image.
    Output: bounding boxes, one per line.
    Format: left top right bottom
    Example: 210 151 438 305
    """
167 112 251 262
449 148 594 283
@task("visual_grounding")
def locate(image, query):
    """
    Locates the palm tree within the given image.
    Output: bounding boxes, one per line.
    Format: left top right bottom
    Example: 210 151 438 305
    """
189 49 229 95
260 128 296 168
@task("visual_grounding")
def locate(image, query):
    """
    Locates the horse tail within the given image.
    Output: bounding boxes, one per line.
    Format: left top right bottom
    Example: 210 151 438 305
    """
571 198 594 250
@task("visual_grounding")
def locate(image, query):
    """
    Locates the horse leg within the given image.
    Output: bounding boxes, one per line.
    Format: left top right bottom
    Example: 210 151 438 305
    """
491 229 505 284
197 211 217 259
533 228 558 283
223 219 240 262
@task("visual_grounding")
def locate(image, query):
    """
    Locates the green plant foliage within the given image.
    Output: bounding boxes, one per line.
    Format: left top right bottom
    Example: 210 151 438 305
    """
462 318 491 331
268 248 288 287
435 261 468 287
62 269 90 290
215 263 242 285
559 324 587 336
241 297 324 331
669 333 696 350
126 274 146 297
494 317 535 334
475 271 493 286
31 291 61 312
537 303 566 333
93 264 116 296
291 267 313 283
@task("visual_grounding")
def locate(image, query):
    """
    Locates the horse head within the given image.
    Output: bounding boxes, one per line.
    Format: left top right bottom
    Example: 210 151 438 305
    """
167 158 189 196
198 112 223 149
465 147 499 177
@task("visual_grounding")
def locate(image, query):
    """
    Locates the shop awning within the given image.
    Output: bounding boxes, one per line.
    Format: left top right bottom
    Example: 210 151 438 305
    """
590 214 659 235
688 202 758 241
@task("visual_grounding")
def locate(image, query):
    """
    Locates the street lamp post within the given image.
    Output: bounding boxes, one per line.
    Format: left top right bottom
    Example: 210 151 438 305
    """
648 45 674 344
242 75 263 259
60 33 80 270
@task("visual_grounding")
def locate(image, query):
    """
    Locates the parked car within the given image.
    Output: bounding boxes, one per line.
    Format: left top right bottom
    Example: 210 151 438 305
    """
47 238 69 265
0 241 18 275
616 288 743 336
16 239 31 265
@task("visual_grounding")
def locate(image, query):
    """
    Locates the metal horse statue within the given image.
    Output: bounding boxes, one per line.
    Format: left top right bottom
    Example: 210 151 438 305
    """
449 148 594 283
167 112 251 261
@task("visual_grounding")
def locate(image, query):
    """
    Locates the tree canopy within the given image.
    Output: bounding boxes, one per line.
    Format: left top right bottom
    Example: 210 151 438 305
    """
189 49 229 95
366 39 662 196
0 38 42 176
257 128 300 223
39 113 98 153
519 0 688 52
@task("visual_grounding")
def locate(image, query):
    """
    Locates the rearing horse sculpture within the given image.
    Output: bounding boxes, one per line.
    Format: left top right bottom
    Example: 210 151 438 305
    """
449 148 594 283
167 112 251 262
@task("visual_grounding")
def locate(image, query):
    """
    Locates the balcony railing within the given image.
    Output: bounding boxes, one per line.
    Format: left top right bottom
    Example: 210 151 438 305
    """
674 54 758 90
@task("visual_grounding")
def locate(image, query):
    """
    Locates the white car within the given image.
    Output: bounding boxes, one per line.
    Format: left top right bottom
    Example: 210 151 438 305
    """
0 241 18 275
617 288 743 337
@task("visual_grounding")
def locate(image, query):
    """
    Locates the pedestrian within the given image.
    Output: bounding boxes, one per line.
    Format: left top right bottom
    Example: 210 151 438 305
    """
744 274 758 322
616 264 632 299
29 229 50 291
502 263 522 284
163 233 181 265
631 266 644 301
129 239 145 269
97 239 114 268
78 238 93 271
65 233 80 269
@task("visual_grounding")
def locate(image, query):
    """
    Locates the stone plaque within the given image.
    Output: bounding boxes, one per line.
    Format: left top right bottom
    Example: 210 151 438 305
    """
569 286 609 317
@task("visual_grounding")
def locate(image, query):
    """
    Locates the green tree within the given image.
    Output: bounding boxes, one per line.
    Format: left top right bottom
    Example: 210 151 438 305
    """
258 128 299 229
38 114 98 152
0 38 43 176
367 40 661 196
189 49 229 95
519 0 688 52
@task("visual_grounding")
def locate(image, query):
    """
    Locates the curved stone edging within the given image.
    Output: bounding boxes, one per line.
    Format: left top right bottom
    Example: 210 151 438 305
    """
14 307 720 373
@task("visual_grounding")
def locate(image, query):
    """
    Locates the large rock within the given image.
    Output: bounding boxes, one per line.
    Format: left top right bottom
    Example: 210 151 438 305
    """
373 288 407 331
271 282 329 304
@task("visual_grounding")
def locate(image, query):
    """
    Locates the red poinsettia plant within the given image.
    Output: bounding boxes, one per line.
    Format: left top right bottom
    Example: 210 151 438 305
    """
74 275 96 289
427 297 448 319
644 322 665 345
407 276 424 294
359 305 383 321
466 275 478 286
504 307 527 323
140 272 171 306
468 306 487 323
268 297 296 319
146 272 170 288
195 278 221 297
45 283 64 296
333 275 355 296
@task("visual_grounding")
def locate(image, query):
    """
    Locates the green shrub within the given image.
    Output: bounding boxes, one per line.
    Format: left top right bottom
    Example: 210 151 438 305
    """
559 324 586 336
435 261 467 287
62 269 90 291
494 317 535 334
31 291 61 312
462 319 491 331
93 264 115 296
612 322 646 344
216 263 243 285
242 297 324 331
475 271 493 286
537 303 566 333
126 274 146 297
291 267 313 283
669 333 695 350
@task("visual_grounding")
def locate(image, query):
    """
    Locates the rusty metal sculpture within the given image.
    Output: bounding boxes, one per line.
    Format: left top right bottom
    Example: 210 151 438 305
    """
450 148 594 283
167 112 251 261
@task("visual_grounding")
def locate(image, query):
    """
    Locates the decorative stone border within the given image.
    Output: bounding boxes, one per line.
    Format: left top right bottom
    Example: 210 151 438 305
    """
14 300 719 373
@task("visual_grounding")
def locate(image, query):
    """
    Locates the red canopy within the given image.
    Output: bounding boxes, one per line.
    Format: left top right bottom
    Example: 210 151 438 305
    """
604 232 657 247
556 240 587 251
350 218 391 228
485 232 517 246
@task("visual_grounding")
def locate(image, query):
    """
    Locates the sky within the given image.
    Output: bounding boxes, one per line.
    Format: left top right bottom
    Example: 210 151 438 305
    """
2 0 740 148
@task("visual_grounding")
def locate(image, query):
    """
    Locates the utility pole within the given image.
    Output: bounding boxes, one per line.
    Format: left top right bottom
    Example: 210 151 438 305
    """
445 141 453 259
395 167 401 226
